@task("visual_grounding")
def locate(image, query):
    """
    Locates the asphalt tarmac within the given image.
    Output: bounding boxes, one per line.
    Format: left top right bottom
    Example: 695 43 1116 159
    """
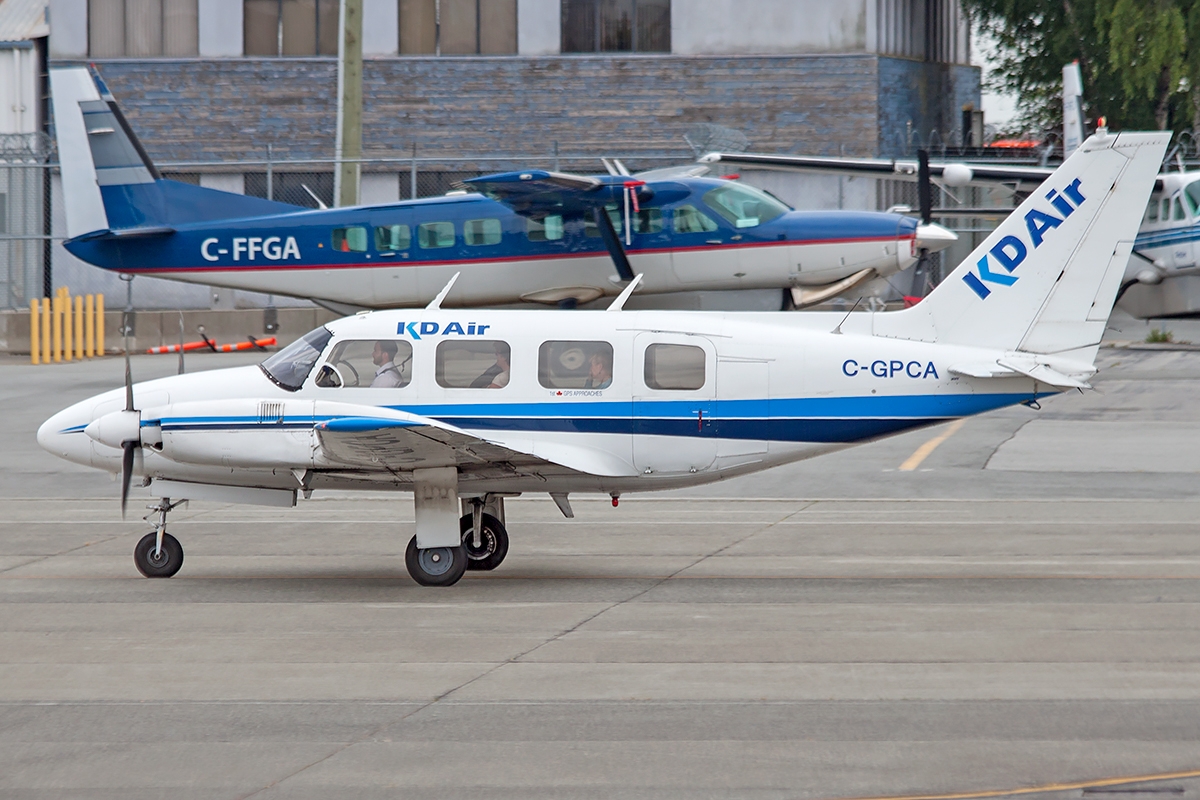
2 312 1199 799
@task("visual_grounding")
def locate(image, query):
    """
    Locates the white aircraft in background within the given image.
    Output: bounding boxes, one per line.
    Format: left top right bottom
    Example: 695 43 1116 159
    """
38 130 1166 587
701 63 1200 316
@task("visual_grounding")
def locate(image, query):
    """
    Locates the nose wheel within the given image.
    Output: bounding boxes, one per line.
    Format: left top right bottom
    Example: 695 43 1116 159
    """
133 497 187 578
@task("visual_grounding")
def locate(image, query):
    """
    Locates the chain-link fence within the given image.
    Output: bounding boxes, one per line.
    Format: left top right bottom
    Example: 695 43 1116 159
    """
5 131 1200 311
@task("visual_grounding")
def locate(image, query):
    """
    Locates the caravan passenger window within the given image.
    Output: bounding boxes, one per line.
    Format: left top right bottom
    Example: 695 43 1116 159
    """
436 340 511 388
583 205 663 236
418 221 455 249
332 226 369 252
527 215 564 242
1145 197 1160 223
314 339 413 389
376 224 411 251
673 205 718 233
644 343 705 391
539 341 614 389
465 218 502 246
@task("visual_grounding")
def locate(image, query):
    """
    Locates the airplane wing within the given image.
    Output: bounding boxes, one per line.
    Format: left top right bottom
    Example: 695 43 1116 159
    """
314 405 638 479
699 152 1056 193
462 170 650 216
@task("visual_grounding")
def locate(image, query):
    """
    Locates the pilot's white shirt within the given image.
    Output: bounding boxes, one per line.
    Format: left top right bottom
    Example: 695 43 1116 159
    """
371 361 404 388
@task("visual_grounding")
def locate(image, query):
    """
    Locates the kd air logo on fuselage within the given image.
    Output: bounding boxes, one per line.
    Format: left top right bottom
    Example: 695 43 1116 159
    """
962 178 1086 300
397 321 492 340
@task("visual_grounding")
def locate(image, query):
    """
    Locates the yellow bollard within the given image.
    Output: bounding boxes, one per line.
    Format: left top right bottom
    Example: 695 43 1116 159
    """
96 294 105 355
85 294 94 358
30 298 39 364
64 290 74 362
40 297 50 364
52 293 62 363
74 295 83 361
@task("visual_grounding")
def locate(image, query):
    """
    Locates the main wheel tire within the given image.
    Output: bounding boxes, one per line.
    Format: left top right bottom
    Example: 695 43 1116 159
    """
133 532 184 578
404 537 468 586
460 512 509 571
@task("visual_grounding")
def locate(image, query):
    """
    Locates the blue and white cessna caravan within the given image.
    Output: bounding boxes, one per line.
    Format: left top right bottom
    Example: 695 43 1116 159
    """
51 67 954 310
38 130 1166 586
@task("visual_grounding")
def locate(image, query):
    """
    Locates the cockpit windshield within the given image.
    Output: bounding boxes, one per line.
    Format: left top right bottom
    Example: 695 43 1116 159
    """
702 183 789 228
260 326 333 391
1185 180 1200 217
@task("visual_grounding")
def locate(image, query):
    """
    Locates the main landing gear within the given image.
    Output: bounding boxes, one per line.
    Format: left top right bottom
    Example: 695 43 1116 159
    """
404 495 511 587
133 497 187 578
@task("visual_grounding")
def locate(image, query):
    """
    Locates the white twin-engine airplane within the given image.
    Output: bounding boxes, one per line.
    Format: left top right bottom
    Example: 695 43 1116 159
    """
38 131 1167 587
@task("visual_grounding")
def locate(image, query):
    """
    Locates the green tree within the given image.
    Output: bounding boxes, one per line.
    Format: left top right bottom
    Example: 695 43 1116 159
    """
965 0 1199 133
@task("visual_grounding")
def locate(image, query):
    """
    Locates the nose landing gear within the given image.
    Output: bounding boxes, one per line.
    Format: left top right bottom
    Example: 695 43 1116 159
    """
133 497 187 578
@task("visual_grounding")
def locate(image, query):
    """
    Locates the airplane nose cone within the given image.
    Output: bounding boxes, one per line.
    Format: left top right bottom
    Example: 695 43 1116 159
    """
915 222 958 253
38 403 98 467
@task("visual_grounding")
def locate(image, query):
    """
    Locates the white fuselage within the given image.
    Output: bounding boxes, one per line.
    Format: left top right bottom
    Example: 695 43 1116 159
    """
40 308 1046 500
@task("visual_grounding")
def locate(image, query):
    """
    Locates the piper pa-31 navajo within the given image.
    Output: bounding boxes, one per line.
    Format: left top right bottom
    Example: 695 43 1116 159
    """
51 66 955 310
38 130 1166 586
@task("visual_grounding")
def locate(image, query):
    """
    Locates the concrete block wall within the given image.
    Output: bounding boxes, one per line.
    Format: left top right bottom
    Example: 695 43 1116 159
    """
0 307 339 355
64 55 891 163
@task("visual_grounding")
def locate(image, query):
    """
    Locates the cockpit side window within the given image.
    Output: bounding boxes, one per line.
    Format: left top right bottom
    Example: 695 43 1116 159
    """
1185 182 1200 217
333 226 369 252
260 327 333 391
702 183 788 229
314 339 413 389
673 204 718 234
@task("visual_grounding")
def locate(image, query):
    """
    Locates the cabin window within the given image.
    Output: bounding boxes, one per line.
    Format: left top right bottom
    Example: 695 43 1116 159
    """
465 218 503 246
527 215 564 242
1161 199 1171 222
702 184 787 229
436 340 511 388
583 205 661 236
1175 197 1188 221
260 326 333 391
1186 182 1200 216
644 343 705 391
418 221 455 249
376 224 411 252
1145 197 1160 223
314 339 413 389
539 341 614 389
333 226 369 253
673 205 718 234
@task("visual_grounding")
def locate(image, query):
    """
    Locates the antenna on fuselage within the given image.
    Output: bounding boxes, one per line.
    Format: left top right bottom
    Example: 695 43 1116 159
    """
301 184 329 210
426 272 461 310
606 273 644 312
830 296 863 335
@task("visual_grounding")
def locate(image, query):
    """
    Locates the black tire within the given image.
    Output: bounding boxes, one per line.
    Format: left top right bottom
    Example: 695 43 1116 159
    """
460 512 509 571
404 536 468 587
133 532 184 578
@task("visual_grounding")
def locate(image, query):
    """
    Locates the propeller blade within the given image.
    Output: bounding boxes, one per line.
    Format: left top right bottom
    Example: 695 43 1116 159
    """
121 440 135 517
917 149 933 225
123 311 134 412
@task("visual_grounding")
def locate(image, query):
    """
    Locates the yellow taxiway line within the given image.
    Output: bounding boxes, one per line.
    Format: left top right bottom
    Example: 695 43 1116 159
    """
832 768 1200 800
899 418 966 471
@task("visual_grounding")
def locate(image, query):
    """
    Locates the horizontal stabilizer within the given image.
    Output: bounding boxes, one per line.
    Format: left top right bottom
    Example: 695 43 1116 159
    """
949 357 1093 389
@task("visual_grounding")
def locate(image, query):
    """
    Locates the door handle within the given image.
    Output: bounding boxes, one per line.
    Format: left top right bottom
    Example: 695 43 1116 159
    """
706 239 722 245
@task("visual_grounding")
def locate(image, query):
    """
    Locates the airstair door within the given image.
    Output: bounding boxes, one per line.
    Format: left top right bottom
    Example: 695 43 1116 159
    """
632 333 717 474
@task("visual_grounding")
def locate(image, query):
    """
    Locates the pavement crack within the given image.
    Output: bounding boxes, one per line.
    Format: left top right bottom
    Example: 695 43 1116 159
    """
982 418 1034 472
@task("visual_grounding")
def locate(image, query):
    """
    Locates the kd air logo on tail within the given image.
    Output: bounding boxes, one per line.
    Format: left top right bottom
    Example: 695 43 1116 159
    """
963 178 1086 299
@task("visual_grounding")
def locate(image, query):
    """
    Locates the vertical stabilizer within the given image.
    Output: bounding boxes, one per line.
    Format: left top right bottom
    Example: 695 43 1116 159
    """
873 131 1169 361
49 68 108 238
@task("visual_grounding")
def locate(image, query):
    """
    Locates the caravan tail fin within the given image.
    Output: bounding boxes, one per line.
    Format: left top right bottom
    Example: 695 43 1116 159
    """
50 67 302 240
873 130 1168 366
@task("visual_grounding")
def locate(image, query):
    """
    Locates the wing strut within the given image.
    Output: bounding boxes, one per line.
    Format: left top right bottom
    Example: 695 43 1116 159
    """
592 207 635 282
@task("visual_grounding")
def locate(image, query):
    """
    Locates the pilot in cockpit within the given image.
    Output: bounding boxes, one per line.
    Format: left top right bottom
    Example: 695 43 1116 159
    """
370 340 404 388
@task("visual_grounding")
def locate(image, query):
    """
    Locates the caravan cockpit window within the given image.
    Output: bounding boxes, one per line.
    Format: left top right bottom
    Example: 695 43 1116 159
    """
260 326 333 391
702 183 787 228
376 224 411 252
333 226 369 252
1185 181 1200 216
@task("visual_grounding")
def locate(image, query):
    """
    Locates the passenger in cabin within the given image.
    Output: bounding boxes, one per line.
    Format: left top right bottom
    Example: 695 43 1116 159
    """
470 342 511 389
584 351 612 389
370 340 404 388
